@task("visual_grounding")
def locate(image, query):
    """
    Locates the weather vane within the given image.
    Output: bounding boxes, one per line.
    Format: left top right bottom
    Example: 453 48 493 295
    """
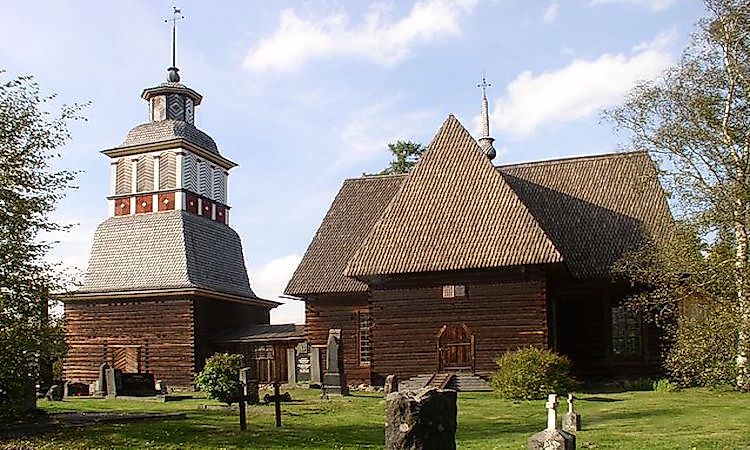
165 5 185 82
477 73 491 98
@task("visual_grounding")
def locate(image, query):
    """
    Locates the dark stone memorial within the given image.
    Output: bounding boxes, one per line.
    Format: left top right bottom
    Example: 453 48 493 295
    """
64 381 90 397
96 363 108 396
239 366 259 405
385 387 457 450
384 374 399 395
105 369 156 397
322 329 348 396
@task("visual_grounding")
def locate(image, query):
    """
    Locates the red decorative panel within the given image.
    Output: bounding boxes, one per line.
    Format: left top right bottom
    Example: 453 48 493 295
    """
186 193 199 215
158 192 175 211
136 194 153 214
114 197 131 216
201 199 213 218
215 205 226 224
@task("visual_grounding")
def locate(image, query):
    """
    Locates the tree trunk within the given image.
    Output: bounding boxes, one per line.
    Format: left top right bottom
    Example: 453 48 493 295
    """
735 211 750 391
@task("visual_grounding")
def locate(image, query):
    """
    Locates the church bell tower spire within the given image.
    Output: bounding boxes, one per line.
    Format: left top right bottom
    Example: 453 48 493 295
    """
477 75 496 161
166 6 184 83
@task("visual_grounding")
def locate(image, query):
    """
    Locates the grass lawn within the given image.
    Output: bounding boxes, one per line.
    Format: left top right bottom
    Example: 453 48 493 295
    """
4 387 750 449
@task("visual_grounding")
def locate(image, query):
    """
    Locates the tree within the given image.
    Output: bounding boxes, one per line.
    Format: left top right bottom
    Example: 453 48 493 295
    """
0 72 81 418
607 0 750 390
372 140 425 175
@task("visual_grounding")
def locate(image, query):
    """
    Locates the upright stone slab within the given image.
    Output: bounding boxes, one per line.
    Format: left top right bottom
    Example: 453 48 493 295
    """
323 329 348 396
528 394 575 450
96 363 108 396
239 366 259 405
105 368 122 397
384 374 399 395
310 346 322 387
562 394 581 433
385 387 457 450
287 348 297 384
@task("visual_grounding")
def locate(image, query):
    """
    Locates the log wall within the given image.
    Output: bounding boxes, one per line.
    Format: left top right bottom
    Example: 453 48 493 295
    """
305 294 371 385
369 268 548 383
63 297 196 387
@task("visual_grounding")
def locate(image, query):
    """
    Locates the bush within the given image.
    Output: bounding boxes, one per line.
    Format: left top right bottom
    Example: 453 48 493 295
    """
194 353 245 405
652 378 680 392
490 347 576 400
665 309 737 388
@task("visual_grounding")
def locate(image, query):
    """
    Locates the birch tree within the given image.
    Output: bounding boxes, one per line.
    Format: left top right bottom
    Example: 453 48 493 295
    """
607 0 750 390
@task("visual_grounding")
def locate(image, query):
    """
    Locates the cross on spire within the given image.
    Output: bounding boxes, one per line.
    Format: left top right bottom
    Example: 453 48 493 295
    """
165 5 185 82
477 74 491 99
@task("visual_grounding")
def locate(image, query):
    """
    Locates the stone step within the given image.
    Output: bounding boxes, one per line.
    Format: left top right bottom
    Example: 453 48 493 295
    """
401 373 493 392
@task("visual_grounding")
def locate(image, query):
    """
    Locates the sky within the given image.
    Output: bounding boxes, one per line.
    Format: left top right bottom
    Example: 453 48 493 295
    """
2 0 707 324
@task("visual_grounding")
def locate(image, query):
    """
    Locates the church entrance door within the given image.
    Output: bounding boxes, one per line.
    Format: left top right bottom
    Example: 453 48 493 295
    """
437 324 474 372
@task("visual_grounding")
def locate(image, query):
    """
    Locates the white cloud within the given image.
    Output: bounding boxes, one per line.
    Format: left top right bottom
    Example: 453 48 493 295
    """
489 29 675 138
337 97 436 169
250 255 305 324
589 0 676 11
543 1 559 23
243 0 478 73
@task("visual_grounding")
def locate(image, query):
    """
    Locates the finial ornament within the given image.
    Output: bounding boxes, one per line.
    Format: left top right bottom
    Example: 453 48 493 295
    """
476 73 496 160
165 6 185 82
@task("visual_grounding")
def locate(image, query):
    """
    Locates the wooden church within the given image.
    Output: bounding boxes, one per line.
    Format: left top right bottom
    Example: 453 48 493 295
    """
62 65 278 388
285 87 674 385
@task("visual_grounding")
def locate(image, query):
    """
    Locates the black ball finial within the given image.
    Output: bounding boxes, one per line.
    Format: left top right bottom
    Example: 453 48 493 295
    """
167 67 180 83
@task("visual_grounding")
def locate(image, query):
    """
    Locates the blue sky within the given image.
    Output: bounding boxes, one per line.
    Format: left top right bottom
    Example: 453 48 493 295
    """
2 0 706 324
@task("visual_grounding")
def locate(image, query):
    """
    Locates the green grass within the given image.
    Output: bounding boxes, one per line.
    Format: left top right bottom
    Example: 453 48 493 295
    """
4 387 750 449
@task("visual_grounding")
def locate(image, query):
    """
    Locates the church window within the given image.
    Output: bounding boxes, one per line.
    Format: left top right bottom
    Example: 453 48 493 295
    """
212 168 226 203
358 310 372 365
183 153 197 192
136 155 154 192
115 159 131 195
159 152 177 190
611 305 642 355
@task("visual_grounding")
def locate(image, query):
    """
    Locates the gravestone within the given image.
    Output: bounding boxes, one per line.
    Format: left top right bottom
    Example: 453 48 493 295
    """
105 368 121 397
45 384 63 401
96 363 108 396
64 381 90 397
384 374 399 395
562 394 581 433
322 329 349 396
119 372 156 396
239 366 259 404
528 394 576 450
155 380 169 395
385 387 457 450
295 342 311 384
310 346 322 387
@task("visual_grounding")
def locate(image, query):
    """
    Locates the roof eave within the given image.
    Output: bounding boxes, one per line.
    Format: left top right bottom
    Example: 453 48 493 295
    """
101 139 237 169
60 287 280 309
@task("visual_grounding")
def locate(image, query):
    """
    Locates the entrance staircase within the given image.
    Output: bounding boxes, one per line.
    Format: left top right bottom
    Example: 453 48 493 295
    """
401 372 492 392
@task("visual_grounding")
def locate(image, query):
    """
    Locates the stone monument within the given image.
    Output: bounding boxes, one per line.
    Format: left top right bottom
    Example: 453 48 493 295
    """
384 374 399 395
322 329 348 396
562 394 581 433
95 362 108 396
385 387 457 450
528 394 576 450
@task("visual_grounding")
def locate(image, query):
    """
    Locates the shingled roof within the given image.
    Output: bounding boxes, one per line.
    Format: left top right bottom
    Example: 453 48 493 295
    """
285 174 407 295
285 116 673 296
344 115 562 278
120 120 219 153
76 210 259 300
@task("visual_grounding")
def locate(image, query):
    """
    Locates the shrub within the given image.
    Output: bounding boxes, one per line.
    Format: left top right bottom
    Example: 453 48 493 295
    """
652 378 680 392
490 347 576 400
665 309 737 389
194 353 245 405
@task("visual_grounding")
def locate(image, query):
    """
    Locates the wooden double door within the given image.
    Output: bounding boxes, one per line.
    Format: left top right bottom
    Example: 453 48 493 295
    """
437 324 474 372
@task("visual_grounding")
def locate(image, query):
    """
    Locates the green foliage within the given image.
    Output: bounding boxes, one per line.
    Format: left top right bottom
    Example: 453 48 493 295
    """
607 0 750 390
370 140 425 175
490 347 576 400
652 378 681 392
194 353 245 405
0 72 82 420
665 307 738 388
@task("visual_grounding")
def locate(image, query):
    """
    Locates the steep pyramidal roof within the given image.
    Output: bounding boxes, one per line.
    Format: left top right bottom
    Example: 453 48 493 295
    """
344 115 562 278
285 118 673 296
78 210 259 300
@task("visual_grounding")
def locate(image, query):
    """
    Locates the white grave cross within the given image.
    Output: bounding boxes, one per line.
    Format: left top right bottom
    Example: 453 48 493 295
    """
546 393 558 431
